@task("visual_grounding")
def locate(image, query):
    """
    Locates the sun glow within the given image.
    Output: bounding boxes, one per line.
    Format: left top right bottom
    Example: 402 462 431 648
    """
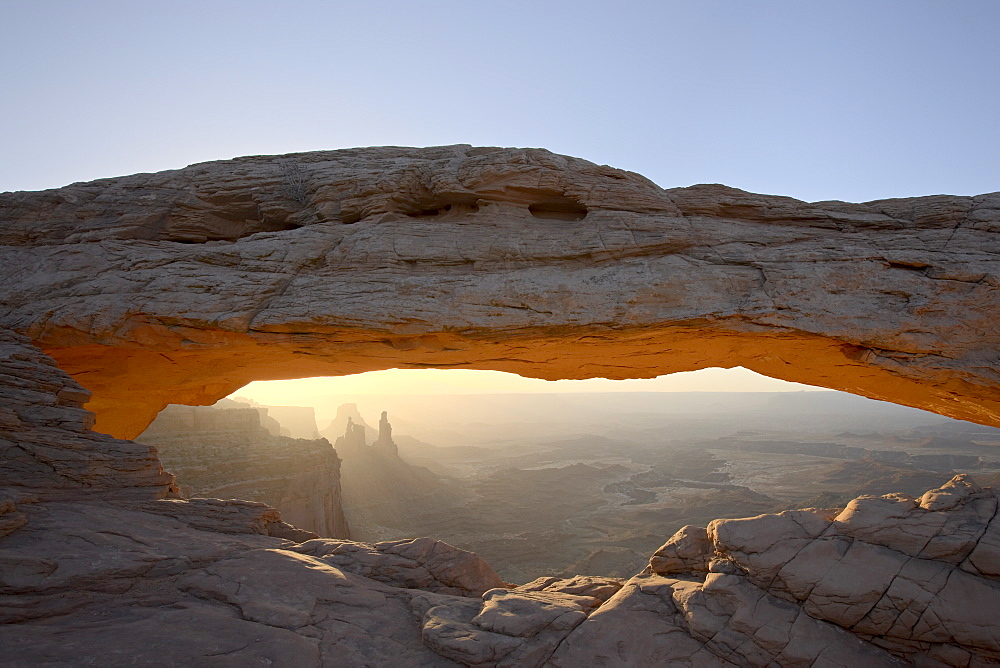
228 366 822 421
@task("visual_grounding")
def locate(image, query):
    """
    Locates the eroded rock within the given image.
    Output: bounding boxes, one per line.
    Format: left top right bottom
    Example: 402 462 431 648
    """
1 147 998 437
293 535 504 597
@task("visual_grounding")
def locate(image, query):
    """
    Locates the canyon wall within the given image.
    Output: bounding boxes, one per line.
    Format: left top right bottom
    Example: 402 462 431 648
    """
0 146 996 438
141 404 349 538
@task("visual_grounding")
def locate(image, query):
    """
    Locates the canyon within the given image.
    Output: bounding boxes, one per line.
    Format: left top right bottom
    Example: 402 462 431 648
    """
1 146 999 665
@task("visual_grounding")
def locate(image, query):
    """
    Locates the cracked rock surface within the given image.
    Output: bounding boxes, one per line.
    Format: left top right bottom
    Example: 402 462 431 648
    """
1 146 998 437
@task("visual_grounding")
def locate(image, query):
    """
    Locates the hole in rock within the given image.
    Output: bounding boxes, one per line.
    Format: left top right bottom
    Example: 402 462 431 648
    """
135 367 998 584
886 260 930 271
528 200 588 221
403 200 481 218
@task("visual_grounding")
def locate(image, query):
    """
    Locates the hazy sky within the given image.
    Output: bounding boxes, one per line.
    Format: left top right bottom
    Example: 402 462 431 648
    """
3 1 996 398
233 367 823 411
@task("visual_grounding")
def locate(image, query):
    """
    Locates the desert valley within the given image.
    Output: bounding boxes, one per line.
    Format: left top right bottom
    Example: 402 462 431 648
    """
140 389 1000 583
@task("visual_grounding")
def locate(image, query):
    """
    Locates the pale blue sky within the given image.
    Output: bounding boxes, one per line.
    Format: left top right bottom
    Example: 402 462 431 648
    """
3 0 998 202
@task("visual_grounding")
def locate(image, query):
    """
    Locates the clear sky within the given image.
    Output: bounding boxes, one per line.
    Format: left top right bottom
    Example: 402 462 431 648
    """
3 1 997 201
3 1 996 398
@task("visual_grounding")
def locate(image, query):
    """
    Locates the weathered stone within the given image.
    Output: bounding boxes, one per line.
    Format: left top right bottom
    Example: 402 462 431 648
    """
515 575 625 603
0 328 176 500
412 587 593 667
648 524 714 575
0 147 997 438
294 535 504 597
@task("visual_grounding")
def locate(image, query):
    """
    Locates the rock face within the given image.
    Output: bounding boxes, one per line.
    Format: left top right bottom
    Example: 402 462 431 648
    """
139 404 350 538
4 146 1000 663
0 146 997 438
2 329 1000 664
0 328 177 501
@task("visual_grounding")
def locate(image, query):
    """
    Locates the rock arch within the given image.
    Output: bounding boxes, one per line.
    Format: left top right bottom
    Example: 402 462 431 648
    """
1 145 997 439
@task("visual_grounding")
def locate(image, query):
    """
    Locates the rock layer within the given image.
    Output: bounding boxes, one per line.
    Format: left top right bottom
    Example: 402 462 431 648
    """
0 146 997 437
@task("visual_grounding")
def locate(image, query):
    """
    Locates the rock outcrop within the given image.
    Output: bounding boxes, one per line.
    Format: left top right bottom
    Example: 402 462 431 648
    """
0 146 997 437
0 328 177 501
139 404 350 538
320 403 377 444
547 474 1000 666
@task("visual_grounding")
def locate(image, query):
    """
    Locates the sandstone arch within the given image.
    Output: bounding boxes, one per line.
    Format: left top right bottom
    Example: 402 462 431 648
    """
1 145 997 438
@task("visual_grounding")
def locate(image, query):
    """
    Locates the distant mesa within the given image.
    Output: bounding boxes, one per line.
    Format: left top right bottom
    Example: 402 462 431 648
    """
320 403 376 444
225 397 320 439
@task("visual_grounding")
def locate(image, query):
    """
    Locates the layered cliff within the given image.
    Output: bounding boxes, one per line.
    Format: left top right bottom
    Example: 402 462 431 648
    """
140 404 349 538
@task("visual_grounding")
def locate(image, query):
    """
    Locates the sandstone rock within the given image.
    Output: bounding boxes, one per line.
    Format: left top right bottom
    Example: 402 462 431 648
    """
2 601 325 666
919 472 985 510
319 403 377 444
0 491 28 538
411 587 593 667
127 497 317 540
4 147 1000 665
648 524 714 575
372 410 399 457
0 147 997 438
4 343 1000 665
701 476 1000 662
294 535 504 597
515 575 625 603
552 569 902 666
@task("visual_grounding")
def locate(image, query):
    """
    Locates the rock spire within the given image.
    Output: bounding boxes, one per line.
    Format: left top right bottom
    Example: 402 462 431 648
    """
372 411 398 457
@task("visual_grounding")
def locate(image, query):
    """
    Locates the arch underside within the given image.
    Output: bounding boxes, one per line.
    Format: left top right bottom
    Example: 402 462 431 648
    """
41 322 1000 440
